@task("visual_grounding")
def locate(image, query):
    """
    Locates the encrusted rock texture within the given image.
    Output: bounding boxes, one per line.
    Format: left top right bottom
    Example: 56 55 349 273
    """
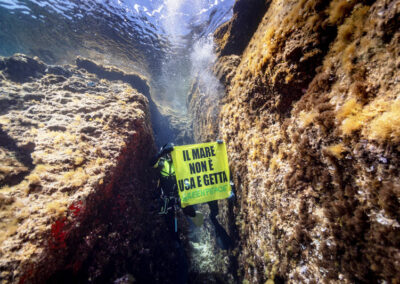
190 0 400 283
0 54 178 283
186 53 239 284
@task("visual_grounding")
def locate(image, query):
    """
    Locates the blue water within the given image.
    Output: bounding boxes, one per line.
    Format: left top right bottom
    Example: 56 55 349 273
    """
0 1 235 279
0 0 233 79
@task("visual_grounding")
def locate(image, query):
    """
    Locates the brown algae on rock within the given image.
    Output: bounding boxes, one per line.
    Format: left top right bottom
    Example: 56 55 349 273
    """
190 0 400 282
0 54 177 283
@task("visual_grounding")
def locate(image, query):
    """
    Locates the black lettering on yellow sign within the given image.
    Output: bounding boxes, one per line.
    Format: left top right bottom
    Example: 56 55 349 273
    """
192 146 216 160
208 159 214 171
197 176 202 187
172 142 231 207
177 171 228 191
178 177 197 192
183 150 191 161
203 171 228 186
189 161 207 174
189 159 214 174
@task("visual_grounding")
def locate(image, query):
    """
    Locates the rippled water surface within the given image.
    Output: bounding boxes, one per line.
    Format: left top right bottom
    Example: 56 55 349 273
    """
0 0 233 79
0 1 235 280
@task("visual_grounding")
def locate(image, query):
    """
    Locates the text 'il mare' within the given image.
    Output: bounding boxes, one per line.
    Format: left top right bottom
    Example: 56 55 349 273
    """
182 146 216 161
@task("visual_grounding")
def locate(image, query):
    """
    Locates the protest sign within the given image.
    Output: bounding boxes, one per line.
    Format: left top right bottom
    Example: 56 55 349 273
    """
171 141 231 208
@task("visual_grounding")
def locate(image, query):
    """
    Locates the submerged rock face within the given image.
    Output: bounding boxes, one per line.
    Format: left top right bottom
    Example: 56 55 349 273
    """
214 0 270 57
0 54 178 283
74 56 184 148
191 0 400 282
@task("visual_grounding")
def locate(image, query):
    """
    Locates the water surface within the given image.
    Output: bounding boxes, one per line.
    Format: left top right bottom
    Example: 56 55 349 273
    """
0 0 233 106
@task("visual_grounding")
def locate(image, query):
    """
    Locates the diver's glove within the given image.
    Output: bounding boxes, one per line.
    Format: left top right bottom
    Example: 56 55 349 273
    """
228 181 236 200
189 211 204 227
149 155 160 167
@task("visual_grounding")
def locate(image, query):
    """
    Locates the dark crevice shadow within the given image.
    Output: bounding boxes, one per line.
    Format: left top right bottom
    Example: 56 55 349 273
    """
0 128 34 186
188 272 229 284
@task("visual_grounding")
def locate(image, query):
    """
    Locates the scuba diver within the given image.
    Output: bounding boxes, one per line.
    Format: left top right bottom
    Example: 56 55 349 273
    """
149 142 233 250
149 142 189 284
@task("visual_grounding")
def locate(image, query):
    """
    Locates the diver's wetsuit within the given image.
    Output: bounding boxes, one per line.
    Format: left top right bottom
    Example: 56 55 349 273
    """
150 143 232 250
152 155 196 219
150 148 190 284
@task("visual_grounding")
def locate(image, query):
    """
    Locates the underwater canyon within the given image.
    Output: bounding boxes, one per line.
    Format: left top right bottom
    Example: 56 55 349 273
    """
0 0 399 283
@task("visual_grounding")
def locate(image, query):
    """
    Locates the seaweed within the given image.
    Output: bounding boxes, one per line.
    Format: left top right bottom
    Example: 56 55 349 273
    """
378 182 400 221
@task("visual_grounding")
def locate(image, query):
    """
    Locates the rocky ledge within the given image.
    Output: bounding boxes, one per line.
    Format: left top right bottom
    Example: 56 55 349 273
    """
0 54 177 283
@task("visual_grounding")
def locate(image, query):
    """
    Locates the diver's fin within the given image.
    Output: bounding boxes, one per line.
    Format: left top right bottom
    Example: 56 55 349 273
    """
190 211 204 227
214 222 233 250
175 240 188 284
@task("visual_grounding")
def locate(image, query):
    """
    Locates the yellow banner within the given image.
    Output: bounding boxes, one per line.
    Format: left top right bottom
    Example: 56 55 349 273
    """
171 142 231 208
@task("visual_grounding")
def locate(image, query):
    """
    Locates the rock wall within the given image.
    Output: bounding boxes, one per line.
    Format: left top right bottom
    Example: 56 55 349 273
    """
0 54 178 283
74 56 187 148
190 0 400 282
